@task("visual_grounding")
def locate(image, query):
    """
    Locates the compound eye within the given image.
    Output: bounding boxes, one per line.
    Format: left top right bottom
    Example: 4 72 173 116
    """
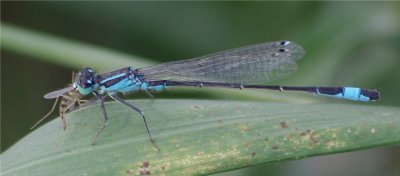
79 67 94 88
81 67 93 74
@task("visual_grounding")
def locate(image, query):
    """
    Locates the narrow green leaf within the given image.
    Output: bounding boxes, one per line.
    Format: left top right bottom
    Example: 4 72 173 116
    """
2 100 399 176
1 23 154 70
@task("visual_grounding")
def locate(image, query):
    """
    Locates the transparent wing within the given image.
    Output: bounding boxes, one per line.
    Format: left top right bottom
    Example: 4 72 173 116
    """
44 86 75 99
137 41 305 84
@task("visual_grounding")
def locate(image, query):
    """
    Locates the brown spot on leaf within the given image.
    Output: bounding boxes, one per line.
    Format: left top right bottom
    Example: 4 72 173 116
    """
272 145 279 150
252 152 256 157
140 170 150 175
141 162 149 168
299 129 319 144
300 132 306 136
191 105 200 109
139 162 150 175
310 131 318 143
280 121 288 128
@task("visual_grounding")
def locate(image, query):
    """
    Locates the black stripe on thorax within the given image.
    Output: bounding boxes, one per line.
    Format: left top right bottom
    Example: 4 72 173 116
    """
96 67 135 88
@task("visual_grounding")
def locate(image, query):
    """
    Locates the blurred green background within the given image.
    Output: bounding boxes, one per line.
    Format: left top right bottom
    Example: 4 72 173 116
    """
1 1 399 176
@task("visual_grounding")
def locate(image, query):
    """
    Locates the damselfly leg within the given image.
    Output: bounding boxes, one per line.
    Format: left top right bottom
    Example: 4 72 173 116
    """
110 93 160 150
91 92 160 150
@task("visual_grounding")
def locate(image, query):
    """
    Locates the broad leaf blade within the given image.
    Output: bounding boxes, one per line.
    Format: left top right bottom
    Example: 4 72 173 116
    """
2 100 399 175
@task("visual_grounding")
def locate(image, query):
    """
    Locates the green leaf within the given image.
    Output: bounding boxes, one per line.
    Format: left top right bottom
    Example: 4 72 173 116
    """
1 23 154 71
2 100 399 176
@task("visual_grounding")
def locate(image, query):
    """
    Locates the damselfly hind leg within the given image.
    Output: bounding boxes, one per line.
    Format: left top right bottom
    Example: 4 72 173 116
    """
109 93 160 151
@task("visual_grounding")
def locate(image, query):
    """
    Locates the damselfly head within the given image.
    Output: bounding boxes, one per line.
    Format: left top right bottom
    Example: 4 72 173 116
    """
74 67 95 95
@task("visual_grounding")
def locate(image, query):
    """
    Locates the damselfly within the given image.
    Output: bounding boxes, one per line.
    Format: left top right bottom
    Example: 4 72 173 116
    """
40 41 379 149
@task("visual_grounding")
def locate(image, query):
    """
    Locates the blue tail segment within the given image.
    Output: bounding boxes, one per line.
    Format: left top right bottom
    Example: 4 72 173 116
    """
316 87 379 101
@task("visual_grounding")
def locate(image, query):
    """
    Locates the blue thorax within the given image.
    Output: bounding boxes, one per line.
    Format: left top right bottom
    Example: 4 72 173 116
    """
73 67 166 96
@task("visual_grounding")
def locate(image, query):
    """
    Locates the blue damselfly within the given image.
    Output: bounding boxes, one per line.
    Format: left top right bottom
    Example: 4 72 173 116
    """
39 41 379 150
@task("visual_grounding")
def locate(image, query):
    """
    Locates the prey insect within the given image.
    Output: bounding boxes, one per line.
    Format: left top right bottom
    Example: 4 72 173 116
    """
32 90 86 130
39 41 379 150
33 73 88 130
